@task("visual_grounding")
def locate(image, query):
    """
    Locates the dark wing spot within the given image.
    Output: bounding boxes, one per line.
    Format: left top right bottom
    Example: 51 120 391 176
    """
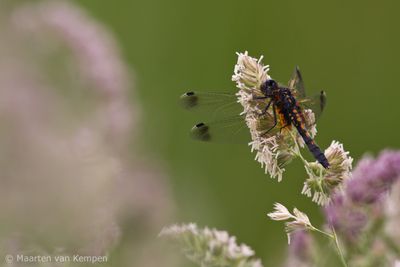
319 91 327 112
191 123 211 141
180 92 198 109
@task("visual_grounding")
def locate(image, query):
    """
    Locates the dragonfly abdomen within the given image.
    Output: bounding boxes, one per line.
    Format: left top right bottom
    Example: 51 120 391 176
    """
296 125 330 169
285 102 330 169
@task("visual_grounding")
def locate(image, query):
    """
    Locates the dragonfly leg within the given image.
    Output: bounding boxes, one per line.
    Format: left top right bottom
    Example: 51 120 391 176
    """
261 104 277 136
252 95 269 100
256 98 273 116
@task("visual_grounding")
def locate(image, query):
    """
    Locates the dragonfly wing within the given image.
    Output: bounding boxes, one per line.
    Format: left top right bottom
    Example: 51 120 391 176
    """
180 91 283 143
298 90 327 121
190 115 250 143
180 91 243 120
288 66 306 98
180 91 250 143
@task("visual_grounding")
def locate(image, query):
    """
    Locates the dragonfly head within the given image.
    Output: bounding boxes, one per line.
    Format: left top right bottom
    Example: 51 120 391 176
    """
261 79 278 96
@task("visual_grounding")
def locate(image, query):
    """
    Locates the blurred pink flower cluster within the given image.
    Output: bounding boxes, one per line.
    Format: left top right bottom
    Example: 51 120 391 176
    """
0 1 176 266
284 151 400 267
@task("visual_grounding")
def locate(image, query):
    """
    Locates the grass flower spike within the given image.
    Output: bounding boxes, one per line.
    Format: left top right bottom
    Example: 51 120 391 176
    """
302 141 353 205
268 203 347 265
160 223 263 267
233 52 314 181
232 52 285 181
268 203 315 244
267 203 293 221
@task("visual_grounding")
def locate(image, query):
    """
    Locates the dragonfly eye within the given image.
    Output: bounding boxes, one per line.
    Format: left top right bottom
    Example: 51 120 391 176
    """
261 79 277 95
266 79 277 87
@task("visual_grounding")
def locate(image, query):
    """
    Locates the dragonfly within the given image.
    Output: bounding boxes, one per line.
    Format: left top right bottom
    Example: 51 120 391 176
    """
180 66 329 168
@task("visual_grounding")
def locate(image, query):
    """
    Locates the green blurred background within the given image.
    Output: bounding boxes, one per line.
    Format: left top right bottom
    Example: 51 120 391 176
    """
76 0 400 265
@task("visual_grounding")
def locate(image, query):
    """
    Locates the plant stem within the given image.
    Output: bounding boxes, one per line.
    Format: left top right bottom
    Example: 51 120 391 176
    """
310 225 347 267
289 138 309 167
310 226 333 239
331 226 348 267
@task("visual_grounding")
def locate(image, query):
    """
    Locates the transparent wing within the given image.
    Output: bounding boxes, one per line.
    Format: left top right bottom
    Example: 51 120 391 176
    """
288 66 306 97
190 115 250 143
189 107 281 143
298 90 327 121
180 91 290 143
180 91 251 143
180 91 242 121
286 66 327 121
